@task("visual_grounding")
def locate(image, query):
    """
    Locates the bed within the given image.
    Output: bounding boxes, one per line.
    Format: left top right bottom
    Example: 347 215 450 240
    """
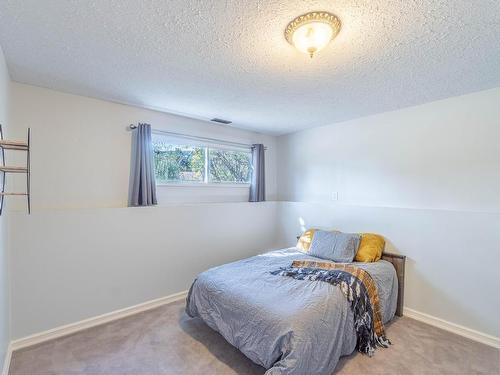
186 247 406 374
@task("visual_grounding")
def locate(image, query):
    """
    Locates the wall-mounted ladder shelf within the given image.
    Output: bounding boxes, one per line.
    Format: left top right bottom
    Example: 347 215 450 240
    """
0 124 30 215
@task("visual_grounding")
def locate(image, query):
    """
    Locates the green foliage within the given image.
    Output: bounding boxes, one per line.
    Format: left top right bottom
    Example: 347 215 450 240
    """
153 141 251 184
209 149 251 183
153 143 204 183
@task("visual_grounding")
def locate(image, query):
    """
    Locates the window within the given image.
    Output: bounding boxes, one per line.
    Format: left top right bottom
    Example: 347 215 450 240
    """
152 133 252 185
209 148 251 183
153 142 205 183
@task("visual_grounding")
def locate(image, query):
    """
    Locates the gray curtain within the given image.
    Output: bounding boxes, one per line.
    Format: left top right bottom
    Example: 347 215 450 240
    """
249 144 265 202
128 123 157 206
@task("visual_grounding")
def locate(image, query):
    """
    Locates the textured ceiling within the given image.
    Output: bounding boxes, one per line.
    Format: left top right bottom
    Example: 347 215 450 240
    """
1 0 500 135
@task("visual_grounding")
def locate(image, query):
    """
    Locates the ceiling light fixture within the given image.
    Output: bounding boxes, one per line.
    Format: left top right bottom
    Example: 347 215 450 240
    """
285 11 341 58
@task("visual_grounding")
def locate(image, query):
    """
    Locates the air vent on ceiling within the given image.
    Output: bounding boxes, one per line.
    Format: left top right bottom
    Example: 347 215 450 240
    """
210 118 232 125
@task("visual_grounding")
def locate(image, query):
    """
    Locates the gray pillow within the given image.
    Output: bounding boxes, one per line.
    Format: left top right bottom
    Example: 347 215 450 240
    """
309 230 361 263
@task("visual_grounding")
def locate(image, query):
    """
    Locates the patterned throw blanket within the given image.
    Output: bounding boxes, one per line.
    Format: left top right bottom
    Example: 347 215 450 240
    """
270 260 391 356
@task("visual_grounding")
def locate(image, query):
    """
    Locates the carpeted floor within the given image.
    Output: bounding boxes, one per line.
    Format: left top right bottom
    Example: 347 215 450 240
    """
9 300 500 375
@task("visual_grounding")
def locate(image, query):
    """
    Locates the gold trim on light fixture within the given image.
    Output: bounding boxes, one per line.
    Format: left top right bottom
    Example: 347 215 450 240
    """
285 11 341 58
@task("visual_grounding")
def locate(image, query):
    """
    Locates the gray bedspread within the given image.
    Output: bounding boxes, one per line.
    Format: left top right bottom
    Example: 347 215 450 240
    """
186 248 398 374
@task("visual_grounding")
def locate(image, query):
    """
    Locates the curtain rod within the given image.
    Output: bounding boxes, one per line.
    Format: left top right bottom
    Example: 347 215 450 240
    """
128 124 266 150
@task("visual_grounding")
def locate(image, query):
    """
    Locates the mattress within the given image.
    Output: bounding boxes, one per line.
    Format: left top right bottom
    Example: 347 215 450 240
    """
186 247 398 374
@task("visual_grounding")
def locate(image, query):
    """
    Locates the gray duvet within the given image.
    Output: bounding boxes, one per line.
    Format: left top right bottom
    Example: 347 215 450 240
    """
186 248 398 374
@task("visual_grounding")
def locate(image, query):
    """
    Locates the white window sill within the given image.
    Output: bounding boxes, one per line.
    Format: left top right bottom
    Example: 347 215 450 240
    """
157 183 250 188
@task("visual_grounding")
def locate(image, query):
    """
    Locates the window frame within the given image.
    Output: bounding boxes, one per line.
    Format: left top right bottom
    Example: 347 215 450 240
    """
152 133 253 187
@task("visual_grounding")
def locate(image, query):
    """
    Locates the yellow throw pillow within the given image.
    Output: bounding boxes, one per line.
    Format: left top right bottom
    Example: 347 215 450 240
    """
355 233 385 262
296 229 316 252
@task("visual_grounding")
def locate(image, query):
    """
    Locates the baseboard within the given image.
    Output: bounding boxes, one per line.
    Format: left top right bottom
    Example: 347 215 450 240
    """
404 307 500 349
2 342 12 375
11 290 188 351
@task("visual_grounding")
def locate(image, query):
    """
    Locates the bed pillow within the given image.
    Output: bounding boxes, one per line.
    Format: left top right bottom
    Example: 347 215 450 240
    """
296 229 317 252
355 233 385 262
309 230 361 263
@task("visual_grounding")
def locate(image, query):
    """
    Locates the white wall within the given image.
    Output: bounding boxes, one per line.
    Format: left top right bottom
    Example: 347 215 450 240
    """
11 202 278 339
9 84 281 339
0 45 10 367
278 87 500 211
9 83 278 210
276 87 500 338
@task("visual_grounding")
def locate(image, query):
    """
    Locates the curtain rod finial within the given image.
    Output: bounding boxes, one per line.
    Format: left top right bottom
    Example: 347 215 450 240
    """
128 124 137 130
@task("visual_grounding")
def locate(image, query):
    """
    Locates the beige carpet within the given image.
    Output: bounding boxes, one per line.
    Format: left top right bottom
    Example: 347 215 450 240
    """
10 301 500 375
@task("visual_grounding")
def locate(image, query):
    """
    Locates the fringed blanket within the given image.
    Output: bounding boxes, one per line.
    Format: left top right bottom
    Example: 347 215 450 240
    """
271 260 391 356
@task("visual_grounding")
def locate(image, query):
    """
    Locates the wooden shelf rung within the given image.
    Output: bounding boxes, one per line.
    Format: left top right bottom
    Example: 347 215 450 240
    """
0 192 28 196
0 166 28 173
0 140 29 150
1 145 29 150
